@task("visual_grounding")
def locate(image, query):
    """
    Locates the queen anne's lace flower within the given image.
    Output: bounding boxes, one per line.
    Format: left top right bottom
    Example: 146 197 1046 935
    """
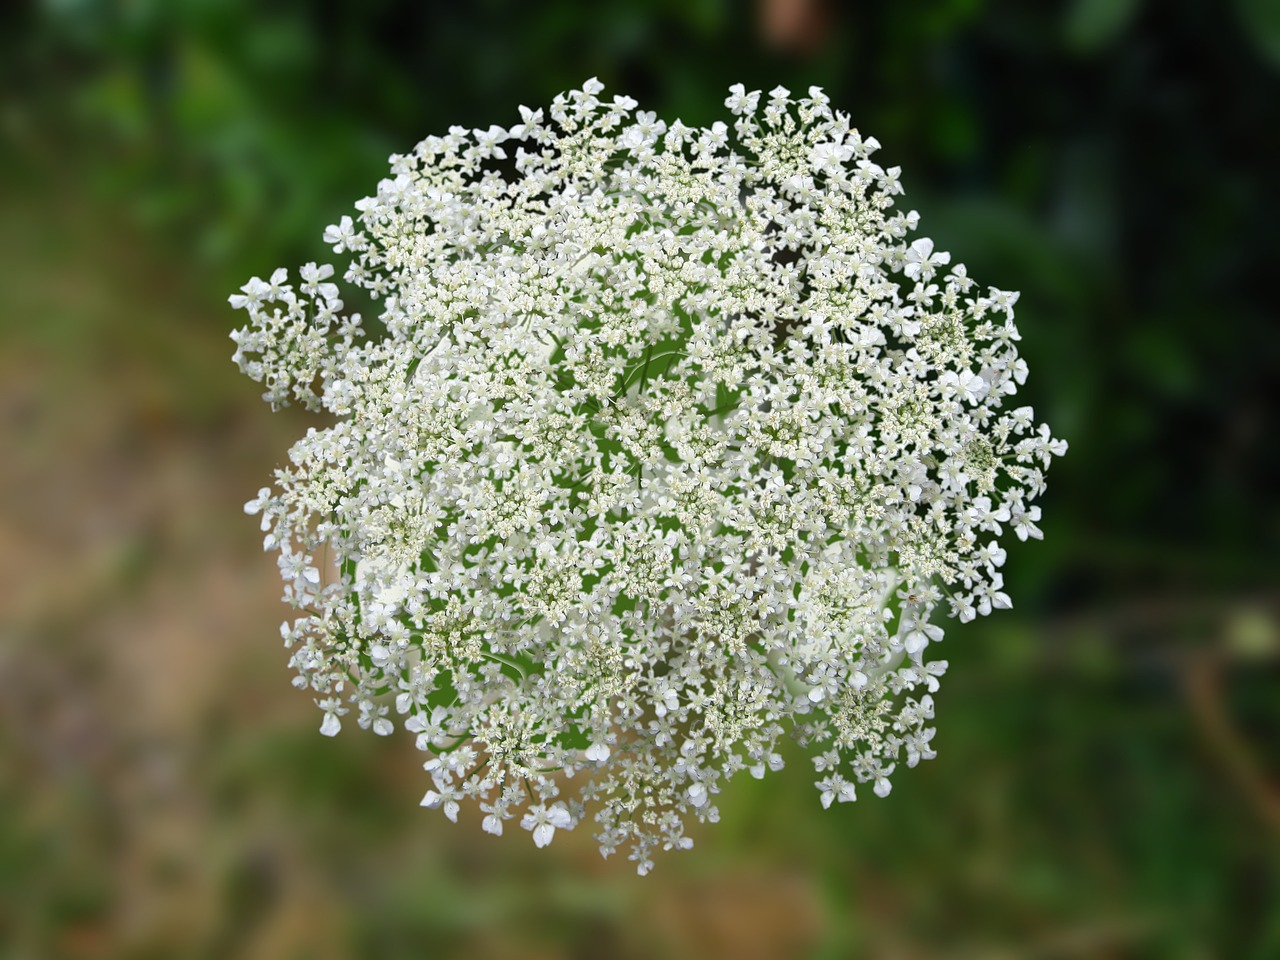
231 80 1065 872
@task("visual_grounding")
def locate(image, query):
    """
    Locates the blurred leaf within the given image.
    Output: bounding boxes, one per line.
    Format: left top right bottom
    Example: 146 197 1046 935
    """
75 67 150 140
1063 0 1143 53
1235 0 1280 67
1125 324 1198 398
175 40 247 132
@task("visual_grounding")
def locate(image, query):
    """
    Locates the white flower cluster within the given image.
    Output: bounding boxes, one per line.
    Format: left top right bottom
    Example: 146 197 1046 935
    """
230 80 1065 873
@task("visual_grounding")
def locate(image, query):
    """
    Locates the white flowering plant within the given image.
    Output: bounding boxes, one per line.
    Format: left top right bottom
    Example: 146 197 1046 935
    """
230 79 1065 874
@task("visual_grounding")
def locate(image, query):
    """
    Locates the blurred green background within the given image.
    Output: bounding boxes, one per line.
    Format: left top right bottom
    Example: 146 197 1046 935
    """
2 0 1278 957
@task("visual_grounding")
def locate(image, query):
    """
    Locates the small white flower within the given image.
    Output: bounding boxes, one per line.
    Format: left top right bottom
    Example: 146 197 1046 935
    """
472 124 508 158
724 83 759 116
810 141 853 176
1013 505 1044 541
521 802 574 848
817 775 857 808
904 623 944 658
904 237 951 280
585 742 610 762
319 712 341 737
322 215 359 253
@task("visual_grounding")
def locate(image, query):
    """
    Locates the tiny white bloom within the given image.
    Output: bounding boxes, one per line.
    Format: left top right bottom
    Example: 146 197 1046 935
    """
904 237 951 280
521 802 573 848
817 775 857 808
585 742 610 762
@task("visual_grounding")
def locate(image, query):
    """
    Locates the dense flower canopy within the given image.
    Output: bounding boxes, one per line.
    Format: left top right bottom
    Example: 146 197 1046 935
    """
230 79 1065 873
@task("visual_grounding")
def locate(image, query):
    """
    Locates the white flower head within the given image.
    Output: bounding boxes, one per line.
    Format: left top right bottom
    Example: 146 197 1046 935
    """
232 80 1064 872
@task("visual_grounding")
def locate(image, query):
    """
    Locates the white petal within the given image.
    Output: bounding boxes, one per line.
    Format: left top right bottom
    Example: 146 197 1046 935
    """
533 823 555 848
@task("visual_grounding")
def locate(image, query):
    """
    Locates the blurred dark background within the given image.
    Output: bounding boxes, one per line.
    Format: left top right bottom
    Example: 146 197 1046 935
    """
2 0 1278 957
